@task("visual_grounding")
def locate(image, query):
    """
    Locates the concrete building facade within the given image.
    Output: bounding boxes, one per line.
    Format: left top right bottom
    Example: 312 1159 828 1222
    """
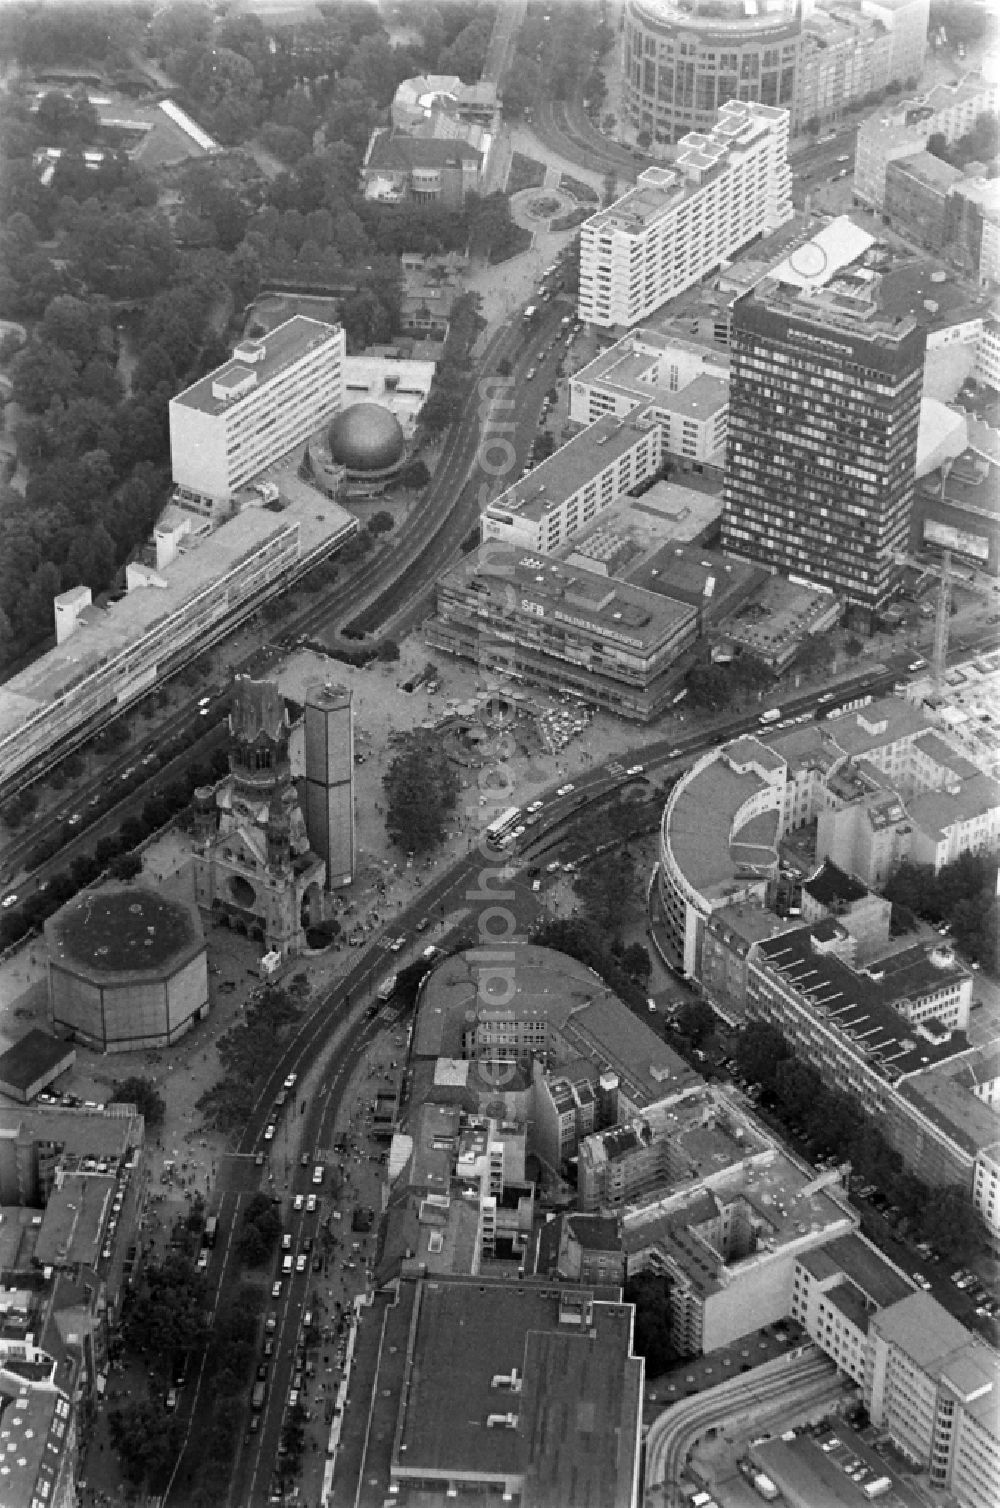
168 316 346 513
578 100 792 328
722 278 926 618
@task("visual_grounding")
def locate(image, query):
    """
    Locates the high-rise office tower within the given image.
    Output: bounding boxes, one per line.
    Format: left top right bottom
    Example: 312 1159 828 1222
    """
303 682 355 889
721 276 925 620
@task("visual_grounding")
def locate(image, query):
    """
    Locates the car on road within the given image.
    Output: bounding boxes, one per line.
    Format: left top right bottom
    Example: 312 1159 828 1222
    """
165 1388 178 1411
67 812 83 826
525 366 536 380
556 783 575 797
817 691 835 703
288 1388 299 1408
282 1253 293 1274
283 1072 297 1090
271 1280 282 1298
296 1253 307 1273
626 764 644 776
196 1249 209 1272
912 1272 932 1290
255 1150 265 1166
306 1194 317 1212
1 893 18 909
526 800 544 813
312 1165 324 1185
264 1123 276 1142
293 1193 304 1210
282 1233 293 1251
389 935 406 952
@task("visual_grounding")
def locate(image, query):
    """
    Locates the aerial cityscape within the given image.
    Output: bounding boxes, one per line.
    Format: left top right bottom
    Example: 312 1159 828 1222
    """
0 1 997 1506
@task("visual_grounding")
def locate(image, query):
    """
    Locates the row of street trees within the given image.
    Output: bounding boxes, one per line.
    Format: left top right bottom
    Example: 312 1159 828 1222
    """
735 1021 981 1258
197 983 304 1132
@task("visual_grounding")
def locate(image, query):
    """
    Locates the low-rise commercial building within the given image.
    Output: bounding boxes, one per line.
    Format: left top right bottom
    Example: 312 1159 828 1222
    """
578 100 792 328
362 131 482 207
427 540 698 721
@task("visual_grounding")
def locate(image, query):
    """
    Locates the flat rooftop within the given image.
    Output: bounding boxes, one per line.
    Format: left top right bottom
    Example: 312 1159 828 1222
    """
558 481 724 578
580 1084 768 1183
622 1143 853 1280
0 1106 138 1160
899 1055 1000 1157
573 327 730 401
34 1173 114 1269
756 925 971 1083
172 315 341 416
627 544 763 615
582 101 783 236
0 489 354 736
485 407 658 523
0 1033 74 1095
417 945 698 1109
801 1231 913 1310
449 542 696 651
47 886 202 978
665 739 781 901
388 1276 642 1506
822 696 931 757
874 1292 1000 1438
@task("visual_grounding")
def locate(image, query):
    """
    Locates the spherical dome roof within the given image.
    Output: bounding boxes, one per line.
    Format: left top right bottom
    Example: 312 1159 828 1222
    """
328 402 405 473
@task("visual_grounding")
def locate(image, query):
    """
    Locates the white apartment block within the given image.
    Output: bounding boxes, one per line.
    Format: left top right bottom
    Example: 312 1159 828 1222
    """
169 316 346 512
976 316 1000 390
570 327 730 466
972 1147 1000 1243
868 1294 1000 1508
854 75 1000 211
578 100 792 329
480 407 663 554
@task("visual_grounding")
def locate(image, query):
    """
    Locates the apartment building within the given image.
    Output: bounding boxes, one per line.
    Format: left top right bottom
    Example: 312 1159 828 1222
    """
427 540 698 722
855 75 1000 212
721 273 926 619
481 408 664 555
168 316 346 513
790 1231 914 1388
577 1084 770 1215
578 100 792 329
569 327 730 465
746 922 984 1197
868 1293 1000 1508
622 1139 856 1355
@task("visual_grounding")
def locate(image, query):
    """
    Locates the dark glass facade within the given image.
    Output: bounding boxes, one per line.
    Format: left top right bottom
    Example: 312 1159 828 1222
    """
721 291 926 615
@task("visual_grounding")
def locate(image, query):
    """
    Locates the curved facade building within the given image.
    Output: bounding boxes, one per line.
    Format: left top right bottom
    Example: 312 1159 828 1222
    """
622 0 802 143
656 736 786 977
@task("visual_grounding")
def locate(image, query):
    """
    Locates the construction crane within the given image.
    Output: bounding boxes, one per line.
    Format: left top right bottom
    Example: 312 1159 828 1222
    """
893 546 953 687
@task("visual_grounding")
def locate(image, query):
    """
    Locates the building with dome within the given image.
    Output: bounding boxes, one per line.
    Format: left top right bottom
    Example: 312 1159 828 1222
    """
45 886 208 1052
327 401 407 494
192 677 326 957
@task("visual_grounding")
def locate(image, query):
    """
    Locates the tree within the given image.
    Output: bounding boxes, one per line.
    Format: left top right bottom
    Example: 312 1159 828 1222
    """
734 1020 790 1091
108 1400 181 1488
123 1252 209 1371
367 510 394 535
675 997 716 1048
573 849 638 942
109 1075 167 1127
110 853 143 882
622 942 652 984
383 731 459 854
